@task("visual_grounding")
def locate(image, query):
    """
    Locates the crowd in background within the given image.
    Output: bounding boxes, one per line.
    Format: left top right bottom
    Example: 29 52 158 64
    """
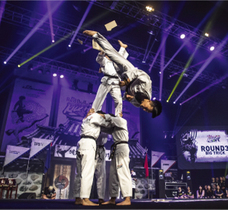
175 176 228 199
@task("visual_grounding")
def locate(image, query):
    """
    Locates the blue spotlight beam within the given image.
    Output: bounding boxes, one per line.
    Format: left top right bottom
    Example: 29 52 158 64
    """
180 74 228 105
69 1 94 47
174 34 228 103
0 0 6 24
4 1 62 64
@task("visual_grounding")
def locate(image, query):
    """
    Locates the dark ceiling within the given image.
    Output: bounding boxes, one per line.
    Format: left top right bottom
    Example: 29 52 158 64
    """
0 0 228 104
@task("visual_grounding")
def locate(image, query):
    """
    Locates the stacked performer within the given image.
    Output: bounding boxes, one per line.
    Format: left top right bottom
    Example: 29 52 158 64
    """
83 30 162 118
73 109 108 206
99 112 132 205
92 41 129 116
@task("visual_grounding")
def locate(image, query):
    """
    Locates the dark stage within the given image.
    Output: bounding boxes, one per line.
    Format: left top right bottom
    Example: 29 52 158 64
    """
0 198 228 209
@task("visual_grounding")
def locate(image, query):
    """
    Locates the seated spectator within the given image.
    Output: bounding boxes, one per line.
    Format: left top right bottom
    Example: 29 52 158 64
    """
175 186 186 199
215 177 219 186
214 185 224 199
184 186 194 199
196 185 205 199
42 186 56 199
206 185 215 199
203 185 208 198
219 176 226 195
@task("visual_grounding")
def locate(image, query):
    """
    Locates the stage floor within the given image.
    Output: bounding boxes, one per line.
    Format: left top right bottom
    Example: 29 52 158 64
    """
0 198 228 209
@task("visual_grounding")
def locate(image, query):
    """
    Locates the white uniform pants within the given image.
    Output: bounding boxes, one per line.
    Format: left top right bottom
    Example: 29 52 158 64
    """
92 83 122 116
93 33 135 79
74 138 96 198
109 146 132 198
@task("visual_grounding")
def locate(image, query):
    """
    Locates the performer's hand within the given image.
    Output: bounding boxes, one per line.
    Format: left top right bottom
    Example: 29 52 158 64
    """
125 94 134 101
119 81 126 87
83 30 97 36
98 67 102 73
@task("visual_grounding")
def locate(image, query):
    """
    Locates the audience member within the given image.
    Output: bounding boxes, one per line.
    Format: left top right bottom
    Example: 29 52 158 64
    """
196 185 205 199
206 185 215 199
184 186 194 199
214 185 224 198
203 185 208 198
175 186 186 199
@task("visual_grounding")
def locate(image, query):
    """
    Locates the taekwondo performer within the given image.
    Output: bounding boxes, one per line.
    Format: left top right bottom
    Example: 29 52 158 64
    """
100 112 132 206
74 132 108 205
92 40 128 116
83 30 162 118
73 109 108 206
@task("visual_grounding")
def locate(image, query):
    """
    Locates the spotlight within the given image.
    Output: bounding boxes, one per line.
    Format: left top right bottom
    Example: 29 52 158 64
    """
60 74 64 78
3 61 7 64
53 73 57 77
166 100 169 103
52 40 55 43
153 97 156 100
209 46 215 51
148 30 154 35
18 64 21 68
204 33 209 37
146 6 154 12
173 101 176 104
68 44 71 48
142 60 146 63
180 34 185 39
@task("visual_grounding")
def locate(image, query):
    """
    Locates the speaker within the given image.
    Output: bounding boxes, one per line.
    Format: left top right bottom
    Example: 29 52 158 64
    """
18 193 36 199
157 169 165 198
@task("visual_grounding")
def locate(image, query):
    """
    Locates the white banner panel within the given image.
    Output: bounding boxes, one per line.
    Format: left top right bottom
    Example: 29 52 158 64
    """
161 159 176 174
4 145 30 167
151 151 165 167
29 138 53 159
194 130 228 162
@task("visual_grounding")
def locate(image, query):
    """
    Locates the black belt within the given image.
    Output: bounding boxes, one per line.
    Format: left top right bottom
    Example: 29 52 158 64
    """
109 141 128 160
104 74 119 79
80 135 96 140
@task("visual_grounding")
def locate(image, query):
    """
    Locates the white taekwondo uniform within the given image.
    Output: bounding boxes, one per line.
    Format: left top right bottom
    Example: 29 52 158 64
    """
103 114 132 198
74 113 107 199
92 32 152 107
92 47 129 116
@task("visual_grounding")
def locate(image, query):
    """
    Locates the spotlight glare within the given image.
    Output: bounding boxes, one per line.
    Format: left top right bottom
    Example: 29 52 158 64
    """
210 46 215 51
60 74 64 78
142 60 146 63
166 100 169 103
52 40 55 43
153 97 156 100
68 44 71 48
18 64 21 68
173 101 176 104
53 73 57 77
3 61 7 64
146 6 154 12
180 34 185 39
205 33 209 37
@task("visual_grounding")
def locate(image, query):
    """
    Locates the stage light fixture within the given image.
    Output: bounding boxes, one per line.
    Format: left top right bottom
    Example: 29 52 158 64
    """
18 65 20 68
53 73 57 77
142 60 146 63
180 34 185 39
60 74 64 78
173 101 176 104
68 44 71 48
146 6 154 12
205 33 209 37
52 40 55 43
153 97 156 100
209 46 215 51
3 61 7 64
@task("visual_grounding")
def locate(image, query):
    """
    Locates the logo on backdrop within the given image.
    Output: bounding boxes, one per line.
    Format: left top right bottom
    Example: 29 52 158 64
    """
151 151 165 167
161 160 176 173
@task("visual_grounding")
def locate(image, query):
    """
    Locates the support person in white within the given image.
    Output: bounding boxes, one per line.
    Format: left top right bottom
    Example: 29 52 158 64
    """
92 40 129 116
73 109 108 206
100 113 132 206
83 30 162 118
74 132 108 205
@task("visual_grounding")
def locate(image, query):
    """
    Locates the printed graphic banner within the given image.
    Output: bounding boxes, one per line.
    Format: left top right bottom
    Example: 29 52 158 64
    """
29 138 53 159
151 151 165 167
3 145 30 167
161 160 176 174
1 79 53 152
54 145 111 161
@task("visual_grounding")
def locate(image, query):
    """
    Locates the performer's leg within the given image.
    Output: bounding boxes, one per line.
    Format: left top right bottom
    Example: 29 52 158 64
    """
95 148 106 203
80 149 98 206
116 150 132 205
102 157 118 205
92 83 111 112
74 151 82 204
109 86 122 116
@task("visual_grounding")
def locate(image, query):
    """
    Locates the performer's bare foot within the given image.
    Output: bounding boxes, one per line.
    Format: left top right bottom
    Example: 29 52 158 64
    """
102 197 116 205
118 40 128 48
74 197 82 205
83 30 97 37
82 198 99 206
116 197 131 206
